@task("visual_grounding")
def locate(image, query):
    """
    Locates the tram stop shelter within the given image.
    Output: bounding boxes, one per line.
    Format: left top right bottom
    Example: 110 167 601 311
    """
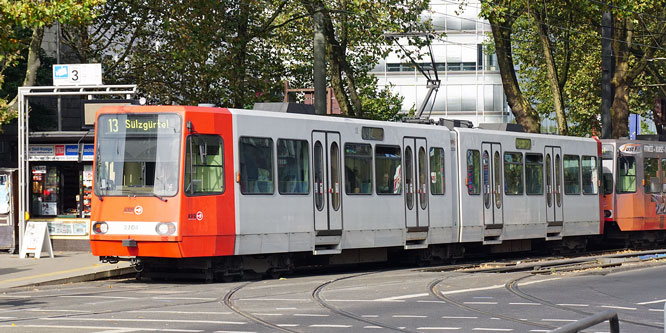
16 84 137 252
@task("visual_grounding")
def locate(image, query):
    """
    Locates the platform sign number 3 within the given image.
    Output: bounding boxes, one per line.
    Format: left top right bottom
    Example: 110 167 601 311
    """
52 64 102 86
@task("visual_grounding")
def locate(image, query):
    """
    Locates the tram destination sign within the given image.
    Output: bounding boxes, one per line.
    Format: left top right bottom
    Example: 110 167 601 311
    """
52 64 102 86
100 114 181 135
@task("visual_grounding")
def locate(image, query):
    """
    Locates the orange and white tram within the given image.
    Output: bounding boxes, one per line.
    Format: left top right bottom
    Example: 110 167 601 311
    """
89 105 664 277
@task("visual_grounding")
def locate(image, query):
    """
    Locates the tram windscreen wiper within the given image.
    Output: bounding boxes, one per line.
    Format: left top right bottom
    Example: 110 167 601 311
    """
151 192 167 202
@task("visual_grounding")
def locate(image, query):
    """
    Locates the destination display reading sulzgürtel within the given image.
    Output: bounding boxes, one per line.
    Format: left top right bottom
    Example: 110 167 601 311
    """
99 114 181 135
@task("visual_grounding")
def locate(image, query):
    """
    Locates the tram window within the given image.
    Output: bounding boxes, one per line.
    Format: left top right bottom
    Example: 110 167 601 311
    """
430 147 445 195
564 155 581 194
581 156 598 195
375 145 401 195
277 139 309 195
185 135 224 196
345 143 372 194
644 157 660 193
617 156 636 193
467 150 481 195
239 137 274 194
525 153 543 195
504 152 523 195
662 159 666 191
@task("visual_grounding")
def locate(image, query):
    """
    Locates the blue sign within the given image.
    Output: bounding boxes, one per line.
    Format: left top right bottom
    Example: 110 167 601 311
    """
629 114 639 140
83 144 94 156
54 65 69 78
65 145 79 156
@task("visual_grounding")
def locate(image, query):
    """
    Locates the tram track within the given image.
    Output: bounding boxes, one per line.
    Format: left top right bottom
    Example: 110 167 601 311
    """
223 281 298 333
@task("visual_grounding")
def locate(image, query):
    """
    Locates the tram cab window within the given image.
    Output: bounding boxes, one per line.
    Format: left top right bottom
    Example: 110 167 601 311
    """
239 137 274 194
525 153 543 195
345 143 372 194
644 157 660 193
581 156 598 195
430 147 445 195
277 139 309 194
185 135 224 195
375 145 401 194
503 152 523 195
466 150 481 195
563 155 581 195
617 156 636 193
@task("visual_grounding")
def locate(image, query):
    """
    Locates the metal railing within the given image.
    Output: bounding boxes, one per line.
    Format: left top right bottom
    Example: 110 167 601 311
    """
551 310 619 333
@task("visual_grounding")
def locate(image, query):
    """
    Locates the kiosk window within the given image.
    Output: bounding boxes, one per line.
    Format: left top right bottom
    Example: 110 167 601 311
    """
345 143 372 194
277 139 309 194
239 137 274 194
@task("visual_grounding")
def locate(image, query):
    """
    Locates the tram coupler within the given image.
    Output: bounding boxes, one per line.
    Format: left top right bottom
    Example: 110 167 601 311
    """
100 256 120 264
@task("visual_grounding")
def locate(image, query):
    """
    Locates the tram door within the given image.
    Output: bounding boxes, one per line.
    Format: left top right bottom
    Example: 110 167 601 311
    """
545 146 564 224
482 143 504 226
312 131 342 231
403 138 429 229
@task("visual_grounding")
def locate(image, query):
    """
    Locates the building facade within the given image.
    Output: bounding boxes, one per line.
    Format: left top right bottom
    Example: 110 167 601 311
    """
374 0 509 126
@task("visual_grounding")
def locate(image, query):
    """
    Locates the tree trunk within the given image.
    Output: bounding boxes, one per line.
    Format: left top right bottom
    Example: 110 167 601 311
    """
6 26 45 114
230 2 250 108
531 9 568 135
610 17 631 138
487 9 540 133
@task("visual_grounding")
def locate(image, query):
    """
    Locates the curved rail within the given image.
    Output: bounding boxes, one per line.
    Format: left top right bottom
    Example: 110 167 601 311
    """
223 282 298 333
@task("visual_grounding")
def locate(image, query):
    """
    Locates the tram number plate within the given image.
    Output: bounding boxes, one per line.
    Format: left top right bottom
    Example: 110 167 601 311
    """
123 224 140 232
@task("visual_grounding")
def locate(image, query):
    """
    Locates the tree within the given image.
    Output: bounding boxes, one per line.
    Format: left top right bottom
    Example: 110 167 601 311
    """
0 0 103 121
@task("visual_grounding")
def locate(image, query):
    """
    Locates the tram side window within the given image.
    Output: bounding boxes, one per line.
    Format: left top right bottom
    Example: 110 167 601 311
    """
504 152 523 195
644 157 660 193
467 149 481 195
662 159 666 190
277 139 309 194
185 135 224 195
375 145 401 195
345 143 372 194
563 155 581 195
617 156 636 193
581 156 598 195
239 137 274 194
430 147 445 195
525 153 543 195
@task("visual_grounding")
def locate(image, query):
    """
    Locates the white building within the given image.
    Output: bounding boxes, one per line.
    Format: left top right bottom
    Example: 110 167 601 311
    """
374 0 509 126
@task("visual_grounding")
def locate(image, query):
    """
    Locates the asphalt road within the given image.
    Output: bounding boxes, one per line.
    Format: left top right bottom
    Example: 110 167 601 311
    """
0 261 664 332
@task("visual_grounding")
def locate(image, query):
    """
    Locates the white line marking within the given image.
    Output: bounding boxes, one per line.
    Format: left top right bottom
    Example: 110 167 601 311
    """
473 296 494 299
542 319 577 322
276 307 297 310
136 290 187 294
472 328 513 331
42 317 246 325
237 298 308 302
61 295 136 299
557 304 589 307
128 310 232 315
276 324 299 327
364 326 383 329
529 330 551 332
600 305 637 311
509 302 540 306
214 331 256 333
152 297 217 301
0 295 32 298
418 300 447 304
417 328 462 331
327 299 404 303
649 308 665 312
375 293 429 301
26 309 93 313
392 315 428 318
439 278 561 296
464 302 498 305
0 324 202 332
442 316 478 319
251 313 282 316
309 324 352 328
637 298 666 305
294 313 329 317
362 315 379 318
0 317 16 320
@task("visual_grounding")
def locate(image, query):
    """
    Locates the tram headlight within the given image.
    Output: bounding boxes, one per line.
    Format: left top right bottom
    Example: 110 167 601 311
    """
155 222 176 236
604 210 613 218
92 222 108 234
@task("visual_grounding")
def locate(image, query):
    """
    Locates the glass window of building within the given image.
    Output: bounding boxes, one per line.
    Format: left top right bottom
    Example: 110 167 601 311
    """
345 143 372 194
277 139 309 195
504 152 523 195
239 137 274 194
563 155 581 195
375 145 401 195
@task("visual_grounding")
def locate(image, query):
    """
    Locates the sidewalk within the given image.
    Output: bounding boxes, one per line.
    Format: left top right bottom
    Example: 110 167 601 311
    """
0 251 133 290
